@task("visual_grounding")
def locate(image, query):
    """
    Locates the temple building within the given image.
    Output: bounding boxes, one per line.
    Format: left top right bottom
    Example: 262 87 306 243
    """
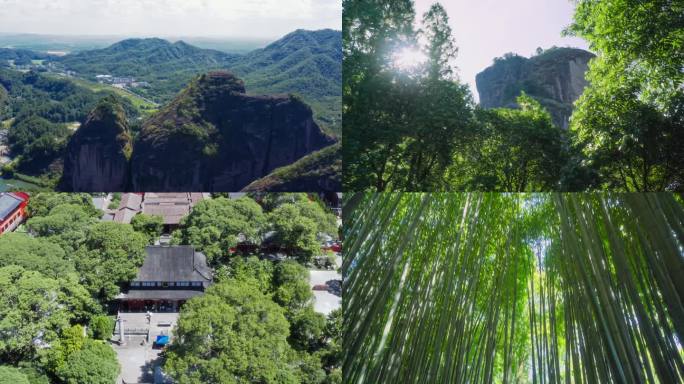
117 246 212 312
109 192 205 232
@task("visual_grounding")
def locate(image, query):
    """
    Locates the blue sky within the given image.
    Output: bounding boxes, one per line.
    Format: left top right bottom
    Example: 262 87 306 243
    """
0 0 341 39
413 0 590 101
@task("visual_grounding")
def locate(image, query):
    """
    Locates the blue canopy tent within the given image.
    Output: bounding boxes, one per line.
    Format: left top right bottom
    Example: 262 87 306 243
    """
155 335 170 346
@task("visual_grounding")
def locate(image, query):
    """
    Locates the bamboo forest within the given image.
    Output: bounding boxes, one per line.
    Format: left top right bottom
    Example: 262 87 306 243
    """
342 193 684 383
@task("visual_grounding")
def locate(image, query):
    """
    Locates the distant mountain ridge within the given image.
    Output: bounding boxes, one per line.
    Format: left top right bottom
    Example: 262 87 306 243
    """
231 28 342 97
51 29 342 135
56 37 238 76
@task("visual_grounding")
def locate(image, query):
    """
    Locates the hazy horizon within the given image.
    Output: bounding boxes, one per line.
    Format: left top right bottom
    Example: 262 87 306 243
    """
0 0 341 40
413 0 590 102
0 28 340 41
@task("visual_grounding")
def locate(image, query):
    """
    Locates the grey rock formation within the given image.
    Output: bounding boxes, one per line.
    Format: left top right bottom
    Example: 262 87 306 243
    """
476 47 595 129
129 72 335 191
60 72 336 192
61 97 131 191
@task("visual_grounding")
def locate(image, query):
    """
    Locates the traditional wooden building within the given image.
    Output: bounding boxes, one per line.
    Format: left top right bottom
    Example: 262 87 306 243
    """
0 192 29 234
117 246 212 312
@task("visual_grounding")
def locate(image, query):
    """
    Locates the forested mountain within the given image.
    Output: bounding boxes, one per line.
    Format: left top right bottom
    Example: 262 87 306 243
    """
0 69 138 123
231 29 342 134
231 29 341 98
0 29 341 188
57 38 237 76
61 72 337 192
52 29 342 135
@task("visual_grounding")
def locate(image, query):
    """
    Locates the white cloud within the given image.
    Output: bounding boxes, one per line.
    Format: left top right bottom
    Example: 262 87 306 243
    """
0 0 341 38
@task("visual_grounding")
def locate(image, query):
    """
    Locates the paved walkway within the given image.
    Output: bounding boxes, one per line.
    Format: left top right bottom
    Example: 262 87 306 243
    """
112 312 178 384
309 269 342 315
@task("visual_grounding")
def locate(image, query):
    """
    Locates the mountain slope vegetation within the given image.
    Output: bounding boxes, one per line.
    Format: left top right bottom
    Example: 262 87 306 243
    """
242 142 341 192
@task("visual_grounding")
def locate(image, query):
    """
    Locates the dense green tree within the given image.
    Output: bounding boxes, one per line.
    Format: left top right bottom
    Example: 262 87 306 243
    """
0 233 73 278
27 193 100 218
273 261 314 316
451 94 567 191
422 3 457 81
289 308 326 352
319 309 342 374
26 204 97 252
570 86 683 190
259 194 338 238
323 369 341 384
343 0 418 190
257 193 309 211
44 325 86 374
0 366 30 384
295 353 327 384
566 0 684 190
0 266 86 363
164 279 299 383
216 255 274 293
268 204 320 263
174 197 265 263
293 198 339 238
568 0 683 107
344 1 479 190
130 213 163 243
7 116 69 157
74 222 147 300
51 337 119 384
393 5 473 190
88 316 114 341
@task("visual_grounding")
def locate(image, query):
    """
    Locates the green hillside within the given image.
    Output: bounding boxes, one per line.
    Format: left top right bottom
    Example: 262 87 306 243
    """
242 142 341 192
0 68 139 180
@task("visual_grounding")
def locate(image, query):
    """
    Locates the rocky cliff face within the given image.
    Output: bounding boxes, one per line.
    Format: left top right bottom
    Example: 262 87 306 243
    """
61 97 131 191
476 48 595 129
129 71 336 191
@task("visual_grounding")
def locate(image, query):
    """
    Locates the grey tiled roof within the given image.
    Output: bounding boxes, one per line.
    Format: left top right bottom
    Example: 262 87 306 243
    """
134 246 212 285
0 193 22 220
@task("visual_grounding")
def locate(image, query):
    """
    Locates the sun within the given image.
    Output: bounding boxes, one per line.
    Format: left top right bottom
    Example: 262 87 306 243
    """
393 47 427 70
